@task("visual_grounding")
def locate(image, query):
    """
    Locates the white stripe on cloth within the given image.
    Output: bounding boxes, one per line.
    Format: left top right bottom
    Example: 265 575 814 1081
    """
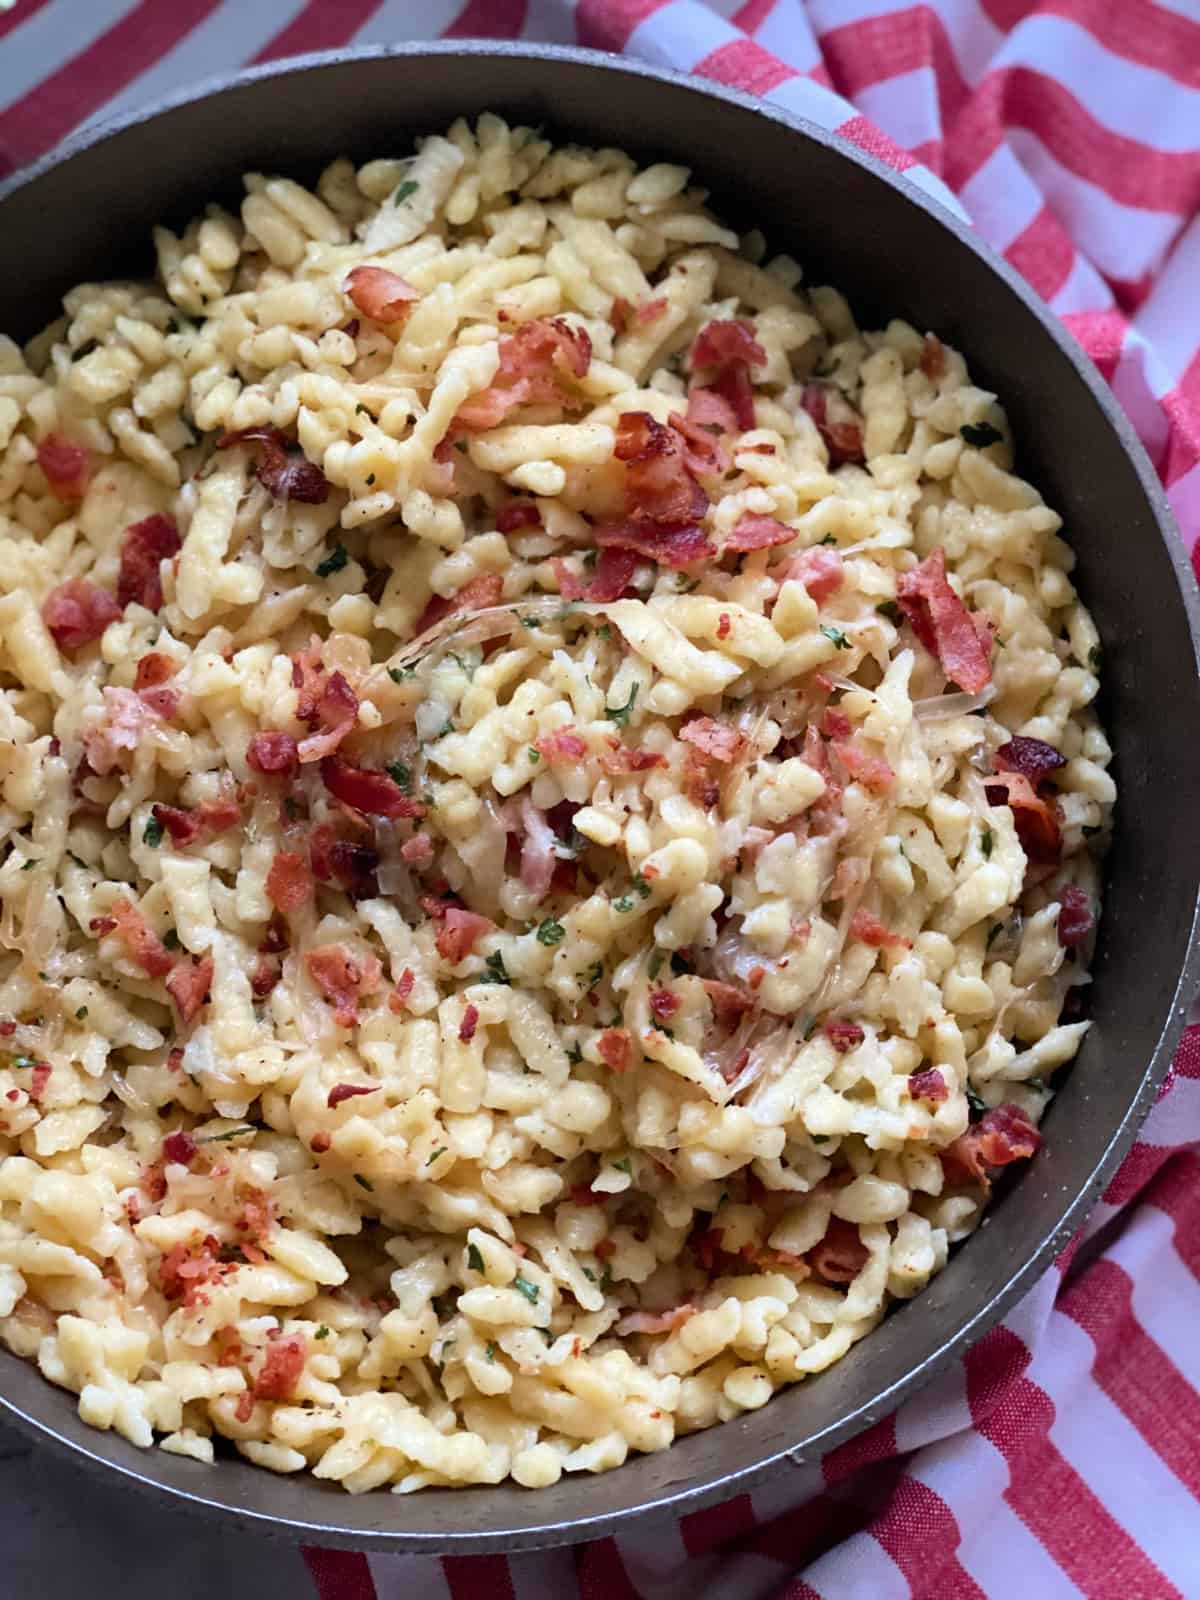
520 0 582 44
1047 252 1113 317
956 144 1043 251
892 1351 972 1454
366 1552 451 1599
747 0 824 75
0 0 141 114
351 0 466 43
799 1516 908 1600
1167 461 1200 543
1135 214 1200 389
80 0 311 132
628 0 739 72
852 66 942 155
1108 1204 1200 1391
1140 1070 1200 1145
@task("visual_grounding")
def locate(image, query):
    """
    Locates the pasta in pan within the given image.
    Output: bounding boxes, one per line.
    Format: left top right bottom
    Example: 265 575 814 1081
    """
0 116 1109 1491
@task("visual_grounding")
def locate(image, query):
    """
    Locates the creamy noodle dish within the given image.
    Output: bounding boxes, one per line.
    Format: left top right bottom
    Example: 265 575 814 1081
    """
0 118 1111 1492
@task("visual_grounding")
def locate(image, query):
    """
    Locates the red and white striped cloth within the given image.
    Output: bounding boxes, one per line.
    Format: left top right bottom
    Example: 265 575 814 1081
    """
2 3 1199 1594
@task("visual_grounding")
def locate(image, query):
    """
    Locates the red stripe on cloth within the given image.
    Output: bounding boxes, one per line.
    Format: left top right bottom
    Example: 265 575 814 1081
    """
0 0 52 44
819 7 971 120
0 0 223 170
836 115 917 173
694 37 796 96
1061 308 1131 383
443 0 528 38
442 1555 515 1600
823 1414 897 1484
1059 1258 1200 1497
1173 1026 1200 1079
575 0 668 51
966 1328 1182 1598
679 1491 756 1557
977 0 1200 91
867 1475 988 1600
253 0 387 62
731 0 779 34
745 1489 872 1566
302 1549 377 1600
1003 204 1076 302
575 1537 641 1600
1142 1150 1200 1274
1102 1139 1174 1208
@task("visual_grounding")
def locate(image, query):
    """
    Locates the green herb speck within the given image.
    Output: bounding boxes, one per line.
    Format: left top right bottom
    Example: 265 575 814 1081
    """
143 817 165 848
820 624 851 651
20 858 37 872
647 951 664 981
467 1242 484 1273
1088 645 1102 672
605 683 638 728
75 1006 88 1021
315 1325 330 1340
387 762 412 793
981 828 993 860
392 179 419 206
612 1157 632 1176
427 1147 447 1166
199 1125 257 1144
486 1341 497 1362
965 1084 988 1120
960 420 1003 449
314 543 349 579
613 895 635 914
528 746 541 764
481 950 511 986
388 664 416 683
536 918 565 948
513 1274 539 1305
354 1174 374 1191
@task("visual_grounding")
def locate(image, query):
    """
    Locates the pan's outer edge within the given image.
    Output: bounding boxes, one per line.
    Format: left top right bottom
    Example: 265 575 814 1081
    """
0 40 1197 1553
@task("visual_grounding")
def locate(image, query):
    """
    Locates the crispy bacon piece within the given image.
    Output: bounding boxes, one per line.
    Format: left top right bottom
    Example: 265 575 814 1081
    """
649 988 680 1022
163 1129 198 1167
598 741 667 775
823 1019 865 1053
496 501 541 534
296 670 359 764
159 1235 231 1308
896 548 993 694
459 1003 480 1044
615 410 709 526
1056 884 1095 948
166 954 214 1024
776 546 844 604
109 897 175 978
821 707 852 739
554 545 639 604
454 317 592 430
994 737 1066 786
919 333 947 378
435 907 494 965
321 755 425 818
610 296 633 335
38 434 89 500
343 265 420 323
690 319 766 372
801 384 865 467
726 513 797 553
118 514 181 612
253 1333 307 1403
247 731 299 776
701 978 757 1020
667 409 731 478
217 425 329 503
400 833 434 868
308 824 380 900
83 687 167 774
570 1183 605 1207
266 850 313 913
309 1131 331 1154
151 795 240 848
594 519 715 569
984 771 1061 875
41 579 120 651
598 1027 633 1073
251 959 280 998
717 612 731 640
28 1062 51 1102
412 571 505 635
834 739 895 794
849 908 912 950
910 1068 948 1103
616 1303 696 1336
536 727 589 762
327 1083 378 1109
519 796 559 904
134 652 178 692
809 1218 868 1284
388 968 416 1013
680 715 748 765
306 943 382 1028
941 1103 1042 1187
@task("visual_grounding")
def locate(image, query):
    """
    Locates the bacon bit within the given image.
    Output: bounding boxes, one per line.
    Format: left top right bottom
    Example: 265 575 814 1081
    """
649 988 680 1021
594 518 715 569
594 1238 616 1260
148 803 198 844
496 501 541 534
266 850 313 913
217 425 329 504
849 908 911 950
823 1019 865 1053
259 919 288 956
89 915 117 936
321 755 425 818
726 513 797 553
134 653 178 692
159 1235 232 1309
139 684 181 721
610 296 633 336
27 1062 51 1102
306 943 382 1028
327 1082 378 1110
388 968 416 1014
775 546 844 605
166 954 214 1024
919 333 946 379
910 1067 948 1103
834 739 895 794
703 362 758 437
690 319 766 373
809 1217 868 1284
536 727 589 761
247 731 299 776
614 410 710 527
821 707 852 739
712 616 731 647
941 1103 1042 1188
41 579 120 651
253 1333 307 1403
163 1129 198 1167
459 1003 480 1044
896 547 993 694
682 748 721 810
5 1089 19 1103
598 1028 633 1073
553 546 639 604
994 736 1066 786
1056 884 1095 948
747 966 767 991
615 1303 696 1336
400 833 434 868
343 264 420 323
686 381 741 438
435 907 494 965
454 317 592 430
310 1131 332 1154
0 1020 15 1036
251 959 280 998
412 571 505 635
570 1184 605 1207
598 742 667 775
37 434 89 500
668 408 731 478
801 384 865 467
679 716 747 764
109 897 175 978
636 296 668 325
117 514 181 612
295 671 359 765
141 1163 168 1204
984 771 1061 876
701 978 757 1020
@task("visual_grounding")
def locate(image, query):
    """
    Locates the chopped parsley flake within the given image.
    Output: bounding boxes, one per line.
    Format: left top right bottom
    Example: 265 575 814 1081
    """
486 1340 497 1362
582 1266 597 1283
314 543 349 578
199 1125 257 1144
481 950 511 986
520 615 541 630
802 1015 819 1040
388 664 416 683
354 1174 374 1191
613 895 635 914
392 179 419 206
820 624 851 651
355 404 371 418
965 1084 988 1119
583 959 604 989
612 1156 632 1176
387 762 412 793
528 746 541 764
438 719 455 738
427 1147 448 1165
597 625 612 640
986 922 1003 948
1088 645 1102 672
20 858 37 871
467 1243 484 1273
605 683 638 727
512 1274 540 1305
74 1006 88 1021
536 918 565 947
599 1265 614 1293
566 1041 584 1065
647 951 664 981
631 873 651 900
819 533 838 546
315 1325 330 1340
960 420 1002 449
981 828 994 860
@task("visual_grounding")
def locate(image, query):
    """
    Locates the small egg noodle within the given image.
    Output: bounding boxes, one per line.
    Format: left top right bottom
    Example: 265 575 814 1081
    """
0 117 1110 1491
